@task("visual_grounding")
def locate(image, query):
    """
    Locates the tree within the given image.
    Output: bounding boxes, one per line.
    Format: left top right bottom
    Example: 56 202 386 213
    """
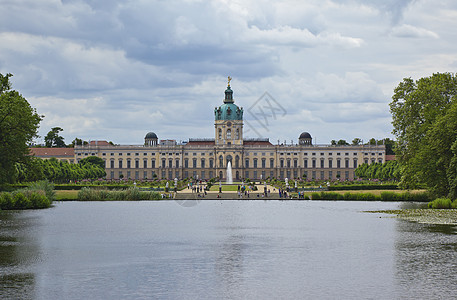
352 138 362 145
45 127 66 147
79 156 105 169
337 139 349 146
0 73 42 184
390 72 457 197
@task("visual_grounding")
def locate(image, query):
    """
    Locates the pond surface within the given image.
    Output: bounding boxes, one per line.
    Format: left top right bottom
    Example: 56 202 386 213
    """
1 200 457 300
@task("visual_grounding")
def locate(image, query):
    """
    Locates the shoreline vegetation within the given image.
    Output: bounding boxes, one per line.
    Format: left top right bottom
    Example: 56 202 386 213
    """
368 209 457 226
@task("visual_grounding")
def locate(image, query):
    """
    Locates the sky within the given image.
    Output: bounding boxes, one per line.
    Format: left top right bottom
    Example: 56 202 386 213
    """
1 0 457 146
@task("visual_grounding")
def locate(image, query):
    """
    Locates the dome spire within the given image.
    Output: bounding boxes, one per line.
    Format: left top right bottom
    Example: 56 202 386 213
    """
224 76 234 103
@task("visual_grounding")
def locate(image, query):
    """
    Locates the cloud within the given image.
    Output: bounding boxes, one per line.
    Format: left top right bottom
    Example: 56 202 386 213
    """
390 24 439 39
1 0 457 145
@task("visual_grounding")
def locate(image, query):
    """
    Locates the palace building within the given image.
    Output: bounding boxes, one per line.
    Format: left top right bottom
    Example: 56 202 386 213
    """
74 81 386 181
33 80 386 181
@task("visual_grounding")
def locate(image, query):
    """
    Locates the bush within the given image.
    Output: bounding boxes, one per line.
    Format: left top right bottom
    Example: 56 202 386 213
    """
0 192 15 210
13 192 31 209
427 198 456 209
0 181 53 210
77 187 162 201
28 180 55 202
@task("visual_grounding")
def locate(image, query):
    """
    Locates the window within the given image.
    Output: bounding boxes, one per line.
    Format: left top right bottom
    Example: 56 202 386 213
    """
135 160 139 169
312 160 316 168
151 160 156 168
209 159 214 168
218 129 222 140
280 159 284 168
253 159 258 168
227 129 231 139
184 159 189 168
287 159 291 168
236 129 239 139
294 159 298 168
143 159 147 168
162 159 166 168
304 159 308 168
193 158 197 168
169 159 173 168
235 156 240 168
320 159 324 168
353 159 357 168
135 153 139 156
127 160 131 168
176 159 179 168
219 156 224 168
245 159 249 168
337 159 341 168
262 158 266 168
201 159 205 168
119 160 123 169
110 160 114 169
270 158 274 168
329 160 333 168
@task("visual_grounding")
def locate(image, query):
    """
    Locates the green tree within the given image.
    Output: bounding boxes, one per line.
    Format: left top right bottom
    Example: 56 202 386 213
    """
390 72 457 197
45 127 66 147
337 139 349 146
352 138 362 145
0 73 42 184
79 156 105 169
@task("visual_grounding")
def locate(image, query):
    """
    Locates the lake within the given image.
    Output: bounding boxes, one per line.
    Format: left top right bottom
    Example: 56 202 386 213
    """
1 200 457 299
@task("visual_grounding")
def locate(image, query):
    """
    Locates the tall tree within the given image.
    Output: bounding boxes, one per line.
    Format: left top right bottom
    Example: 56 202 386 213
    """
390 72 457 197
45 127 66 147
352 138 362 145
0 73 42 184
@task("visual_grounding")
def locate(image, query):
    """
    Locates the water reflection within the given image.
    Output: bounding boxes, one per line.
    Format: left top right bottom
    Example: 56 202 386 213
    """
394 218 457 298
0 211 40 300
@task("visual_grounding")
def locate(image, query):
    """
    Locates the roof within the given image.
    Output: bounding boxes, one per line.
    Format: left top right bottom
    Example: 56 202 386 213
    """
385 155 396 161
243 140 273 146
29 148 75 157
186 141 215 146
299 132 312 139
89 140 111 146
145 132 158 139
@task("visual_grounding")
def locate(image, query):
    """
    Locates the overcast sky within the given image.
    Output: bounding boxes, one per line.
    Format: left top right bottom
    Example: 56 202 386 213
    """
1 0 456 145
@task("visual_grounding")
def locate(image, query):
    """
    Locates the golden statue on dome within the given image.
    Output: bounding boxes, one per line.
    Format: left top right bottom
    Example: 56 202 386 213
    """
228 76 232 87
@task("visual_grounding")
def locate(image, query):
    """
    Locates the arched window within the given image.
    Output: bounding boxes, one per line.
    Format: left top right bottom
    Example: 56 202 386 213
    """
235 155 240 168
227 129 231 139
219 155 224 168
218 128 222 140
235 129 239 139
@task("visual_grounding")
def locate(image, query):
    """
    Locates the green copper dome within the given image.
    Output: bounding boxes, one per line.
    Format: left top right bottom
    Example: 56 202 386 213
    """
214 84 243 121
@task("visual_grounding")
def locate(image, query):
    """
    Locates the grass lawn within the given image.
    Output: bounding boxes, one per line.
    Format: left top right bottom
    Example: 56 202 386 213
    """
55 190 79 200
209 185 246 192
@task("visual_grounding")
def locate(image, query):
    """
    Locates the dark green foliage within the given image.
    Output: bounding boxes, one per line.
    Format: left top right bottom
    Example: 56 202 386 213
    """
44 127 66 147
15 157 106 183
0 73 42 184
390 72 457 198
79 156 105 169
355 161 400 181
0 180 53 210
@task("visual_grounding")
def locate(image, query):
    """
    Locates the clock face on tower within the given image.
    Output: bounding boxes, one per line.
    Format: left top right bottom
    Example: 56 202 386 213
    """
226 122 232 127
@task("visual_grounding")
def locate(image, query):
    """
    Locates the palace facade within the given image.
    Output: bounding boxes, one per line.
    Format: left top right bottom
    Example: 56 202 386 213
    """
69 82 386 181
